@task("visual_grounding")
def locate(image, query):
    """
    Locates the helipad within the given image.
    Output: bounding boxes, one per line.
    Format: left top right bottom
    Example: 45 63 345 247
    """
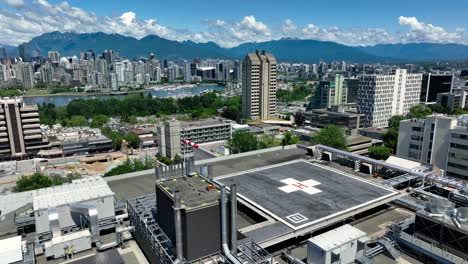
216 160 399 232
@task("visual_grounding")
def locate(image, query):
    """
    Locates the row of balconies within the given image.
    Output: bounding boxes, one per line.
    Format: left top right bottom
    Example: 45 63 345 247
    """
21 118 40 124
19 106 38 112
20 112 39 118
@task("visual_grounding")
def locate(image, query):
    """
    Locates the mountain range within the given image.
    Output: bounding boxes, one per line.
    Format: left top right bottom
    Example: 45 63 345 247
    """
3 31 468 63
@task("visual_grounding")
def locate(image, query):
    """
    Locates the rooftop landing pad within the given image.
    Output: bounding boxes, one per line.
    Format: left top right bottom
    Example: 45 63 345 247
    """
217 160 398 230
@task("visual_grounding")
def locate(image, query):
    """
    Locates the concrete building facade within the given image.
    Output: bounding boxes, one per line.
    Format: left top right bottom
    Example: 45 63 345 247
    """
0 97 50 159
157 120 181 159
241 51 277 120
436 87 468 113
446 124 468 179
397 115 457 169
180 119 231 144
358 69 422 128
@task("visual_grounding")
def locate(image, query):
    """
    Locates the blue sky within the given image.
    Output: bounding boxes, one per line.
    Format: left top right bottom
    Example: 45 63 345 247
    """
0 0 467 47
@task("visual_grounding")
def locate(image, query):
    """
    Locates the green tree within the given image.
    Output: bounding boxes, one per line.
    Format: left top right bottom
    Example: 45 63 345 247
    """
453 108 468 115
190 109 202 120
282 131 300 146
157 155 173 165
91 114 110 128
104 157 154 177
312 125 347 150
383 128 399 153
67 115 89 127
15 173 53 192
258 133 280 149
0 89 21 97
368 146 392 160
124 133 142 149
407 105 432 119
221 96 241 121
388 115 406 129
14 173 81 192
227 130 258 154
101 127 124 150
173 154 183 164
429 104 448 114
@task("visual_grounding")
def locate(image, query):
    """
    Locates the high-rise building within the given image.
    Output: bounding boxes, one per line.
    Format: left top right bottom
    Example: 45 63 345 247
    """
157 120 181 159
311 74 347 109
346 77 359 104
102 50 114 65
184 62 191 83
168 66 178 82
19 62 34 89
48 51 60 64
357 69 422 128
18 43 28 61
420 73 454 103
39 62 54 84
0 97 50 160
109 73 118 91
155 67 162 83
241 51 277 120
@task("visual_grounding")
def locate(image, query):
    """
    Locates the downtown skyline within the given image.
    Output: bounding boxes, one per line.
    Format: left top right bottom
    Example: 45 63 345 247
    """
0 0 467 47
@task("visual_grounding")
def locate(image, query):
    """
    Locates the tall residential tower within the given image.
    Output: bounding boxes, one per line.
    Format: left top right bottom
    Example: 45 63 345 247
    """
0 97 50 159
241 51 277 120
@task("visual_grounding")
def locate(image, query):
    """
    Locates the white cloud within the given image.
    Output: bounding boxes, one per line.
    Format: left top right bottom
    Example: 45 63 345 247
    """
0 1 466 48
120 12 136 26
398 16 465 44
199 16 272 47
0 0 177 45
280 19 395 46
2 0 24 7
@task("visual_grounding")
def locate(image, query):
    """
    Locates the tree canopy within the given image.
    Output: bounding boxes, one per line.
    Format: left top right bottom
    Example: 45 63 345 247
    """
281 131 300 146
227 130 259 154
368 146 392 160
15 173 81 192
407 105 432 119
104 157 154 177
39 92 224 126
312 125 347 150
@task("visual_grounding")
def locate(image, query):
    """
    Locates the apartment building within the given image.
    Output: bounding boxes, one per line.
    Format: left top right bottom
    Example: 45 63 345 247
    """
0 97 50 159
157 119 232 158
180 118 232 144
241 51 277 120
358 69 422 128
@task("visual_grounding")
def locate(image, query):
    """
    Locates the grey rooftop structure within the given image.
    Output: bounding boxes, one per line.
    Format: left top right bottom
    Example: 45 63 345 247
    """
157 175 220 209
216 159 400 247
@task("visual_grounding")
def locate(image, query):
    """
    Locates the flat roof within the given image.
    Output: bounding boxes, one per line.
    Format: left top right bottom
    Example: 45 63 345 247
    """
0 235 22 263
308 224 367 251
216 160 398 230
157 176 220 209
33 177 114 211
194 147 217 161
107 147 309 201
